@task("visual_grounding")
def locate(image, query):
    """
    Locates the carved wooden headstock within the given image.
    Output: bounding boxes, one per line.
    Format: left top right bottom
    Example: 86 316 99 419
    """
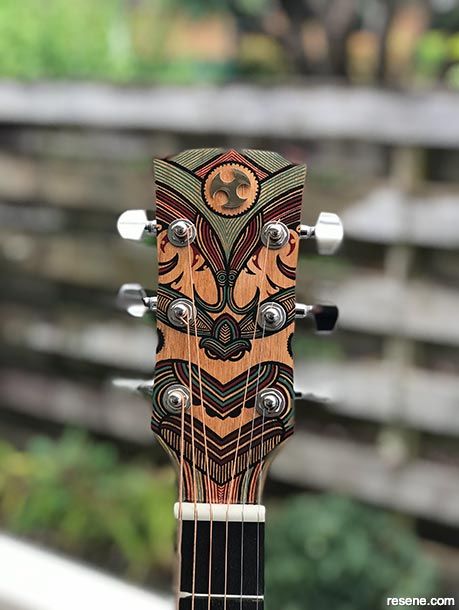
117 148 343 506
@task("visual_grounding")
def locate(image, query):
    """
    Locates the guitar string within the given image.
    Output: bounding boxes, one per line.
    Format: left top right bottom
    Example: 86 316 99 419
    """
242 227 276 610
185 242 200 610
187 239 215 610
176 426 185 610
223 231 271 610
176 242 187 610
255 226 293 610
185 313 198 610
240 323 267 610
244 275 270 610
175 396 185 610
255 404 266 610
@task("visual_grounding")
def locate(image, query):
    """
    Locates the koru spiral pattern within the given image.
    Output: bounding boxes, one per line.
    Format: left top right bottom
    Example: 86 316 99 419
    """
151 148 306 504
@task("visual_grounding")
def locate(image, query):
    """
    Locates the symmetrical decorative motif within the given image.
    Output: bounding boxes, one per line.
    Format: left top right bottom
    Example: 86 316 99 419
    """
203 163 259 216
152 148 305 504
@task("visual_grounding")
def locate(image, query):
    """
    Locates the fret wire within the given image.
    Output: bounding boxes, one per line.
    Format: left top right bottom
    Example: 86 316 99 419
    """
181 594 264 600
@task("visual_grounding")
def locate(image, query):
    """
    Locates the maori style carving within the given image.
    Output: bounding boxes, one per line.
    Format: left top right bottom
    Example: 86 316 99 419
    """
152 149 306 504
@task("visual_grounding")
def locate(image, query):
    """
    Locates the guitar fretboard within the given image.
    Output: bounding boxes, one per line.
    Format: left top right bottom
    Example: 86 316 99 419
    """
178 507 264 610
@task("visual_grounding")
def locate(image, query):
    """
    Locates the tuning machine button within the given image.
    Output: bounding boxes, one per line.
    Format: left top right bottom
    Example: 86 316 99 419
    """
299 212 343 255
295 303 339 333
117 209 157 241
117 283 157 317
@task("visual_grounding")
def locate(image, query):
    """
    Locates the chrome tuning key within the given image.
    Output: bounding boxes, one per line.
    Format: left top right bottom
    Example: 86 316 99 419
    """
299 212 343 255
117 283 157 317
117 209 157 241
295 303 339 333
111 377 154 398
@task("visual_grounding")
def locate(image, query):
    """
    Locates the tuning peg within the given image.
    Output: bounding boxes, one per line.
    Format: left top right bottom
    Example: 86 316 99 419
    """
117 209 157 241
295 303 339 333
117 283 157 317
111 377 154 398
294 390 331 403
299 212 343 255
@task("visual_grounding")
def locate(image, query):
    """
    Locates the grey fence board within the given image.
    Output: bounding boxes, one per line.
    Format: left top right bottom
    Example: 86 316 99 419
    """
0 369 151 443
271 431 459 526
0 305 155 372
297 362 459 434
343 187 459 249
1 82 459 147
316 274 459 346
0 231 153 290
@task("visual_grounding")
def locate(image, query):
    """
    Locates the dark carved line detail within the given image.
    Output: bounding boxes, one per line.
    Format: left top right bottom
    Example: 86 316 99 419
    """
276 255 296 280
156 328 165 354
152 359 293 421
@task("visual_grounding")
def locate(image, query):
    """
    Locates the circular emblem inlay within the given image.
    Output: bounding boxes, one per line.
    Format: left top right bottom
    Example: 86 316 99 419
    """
203 163 259 217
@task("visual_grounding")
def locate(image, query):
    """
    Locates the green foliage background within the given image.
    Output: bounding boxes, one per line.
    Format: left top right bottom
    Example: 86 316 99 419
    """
266 495 438 610
0 0 458 85
0 431 176 582
0 432 438 606
0 0 232 83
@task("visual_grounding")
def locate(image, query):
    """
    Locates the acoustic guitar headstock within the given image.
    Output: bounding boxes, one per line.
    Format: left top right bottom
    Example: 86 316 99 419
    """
116 148 342 506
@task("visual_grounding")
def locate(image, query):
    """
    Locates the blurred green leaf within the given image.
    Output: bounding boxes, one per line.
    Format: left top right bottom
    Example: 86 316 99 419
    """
416 31 449 79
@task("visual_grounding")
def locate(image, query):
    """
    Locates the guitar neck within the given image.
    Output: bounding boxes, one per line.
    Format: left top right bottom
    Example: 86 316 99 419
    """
177 503 265 610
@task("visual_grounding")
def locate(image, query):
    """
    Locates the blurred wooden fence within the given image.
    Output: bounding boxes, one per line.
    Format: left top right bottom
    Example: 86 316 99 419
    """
1 83 459 551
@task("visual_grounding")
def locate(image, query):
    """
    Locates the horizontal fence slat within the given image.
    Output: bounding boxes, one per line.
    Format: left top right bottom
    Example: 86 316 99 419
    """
0 82 459 147
343 187 459 249
0 369 152 443
0 231 154 290
0 305 156 372
297 362 459 434
315 274 459 347
0 152 152 210
271 431 459 526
